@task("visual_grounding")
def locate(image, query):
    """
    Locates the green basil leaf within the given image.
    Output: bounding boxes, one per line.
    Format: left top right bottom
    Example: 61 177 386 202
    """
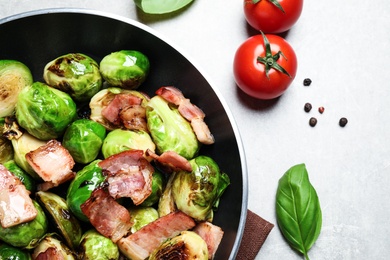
276 163 322 260
134 0 194 14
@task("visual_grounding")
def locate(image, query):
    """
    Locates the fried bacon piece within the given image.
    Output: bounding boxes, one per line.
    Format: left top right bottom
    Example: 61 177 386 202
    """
145 149 192 173
81 187 132 242
117 211 196 260
193 221 224 259
98 150 153 205
101 93 147 131
26 139 75 191
156 86 215 145
0 164 37 228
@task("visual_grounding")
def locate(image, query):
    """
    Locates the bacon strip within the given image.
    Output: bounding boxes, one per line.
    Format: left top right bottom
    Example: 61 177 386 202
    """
25 140 75 191
81 187 132 242
0 164 37 228
117 211 196 260
156 86 215 145
98 150 153 205
193 222 224 259
101 93 142 124
146 149 192 173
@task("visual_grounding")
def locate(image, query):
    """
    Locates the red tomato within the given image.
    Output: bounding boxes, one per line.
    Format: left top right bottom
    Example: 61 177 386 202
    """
244 0 303 33
233 34 297 100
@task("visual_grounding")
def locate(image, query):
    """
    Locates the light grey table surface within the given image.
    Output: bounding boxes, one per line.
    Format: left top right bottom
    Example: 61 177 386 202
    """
1 1 389 259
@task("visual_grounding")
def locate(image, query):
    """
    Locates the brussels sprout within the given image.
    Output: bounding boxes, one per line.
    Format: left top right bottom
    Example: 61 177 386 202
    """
172 156 230 222
32 235 75 260
43 53 102 102
140 170 165 207
9 132 46 179
146 96 199 159
149 231 208 260
0 60 33 117
36 191 83 250
90 87 149 130
129 207 159 233
79 229 120 260
62 119 106 164
157 171 177 217
0 243 32 260
66 160 106 222
0 118 13 163
99 50 150 89
16 82 77 140
3 160 36 192
0 200 48 248
101 129 155 159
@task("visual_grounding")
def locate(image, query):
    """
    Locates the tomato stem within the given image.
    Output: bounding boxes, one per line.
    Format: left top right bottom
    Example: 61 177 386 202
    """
257 32 292 79
247 0 285 13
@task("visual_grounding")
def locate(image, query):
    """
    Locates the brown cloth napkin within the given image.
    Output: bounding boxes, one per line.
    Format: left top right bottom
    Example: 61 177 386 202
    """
236 209 274 260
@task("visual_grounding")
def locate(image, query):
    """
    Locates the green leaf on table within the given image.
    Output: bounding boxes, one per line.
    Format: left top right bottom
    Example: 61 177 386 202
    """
134 0 194 14
276 163 322 260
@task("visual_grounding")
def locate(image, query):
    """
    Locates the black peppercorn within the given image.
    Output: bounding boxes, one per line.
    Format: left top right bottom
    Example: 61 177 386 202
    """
304 103 312 112
309 117 317 127
303 78 312 86
339 117 348 127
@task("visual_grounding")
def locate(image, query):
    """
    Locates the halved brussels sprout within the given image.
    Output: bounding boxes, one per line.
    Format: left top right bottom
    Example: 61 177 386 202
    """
0 200 48 248
36 191 83 250
0 59 33 117
99 50 150 89
157 171 177 217
66 160 106 222
62 119 106 164
146 96 199 159
149 231 208 260
101 129 155 159
3 160 36 192
0 243 31 260
9 132 46 179
32 235 75 260
172 156 230 222
0 118 13 163
16 82 77 140
140 170 165 207
129 207 159 233
43 53 102 102
79 229 120 260
89 87 149 130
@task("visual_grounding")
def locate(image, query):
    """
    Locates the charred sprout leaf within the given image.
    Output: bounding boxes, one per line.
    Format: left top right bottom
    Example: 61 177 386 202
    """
36 191 83 250
149 231 208 260
146 95 199 159
0 118 13 163
276 163 322 260
102 129 155 160
157 171 177 217
32 235 75 259
79 229 119 260
16 82 77 140
172 156 230 221
129 206 159 233
0 243 32 260
0 200 48 249
3 160 36 192
134 0 194 14
66 160 105 222
0 60 33 117
43 53 102 103
62 119 106 164
140 170 165 207
99 50 150 89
